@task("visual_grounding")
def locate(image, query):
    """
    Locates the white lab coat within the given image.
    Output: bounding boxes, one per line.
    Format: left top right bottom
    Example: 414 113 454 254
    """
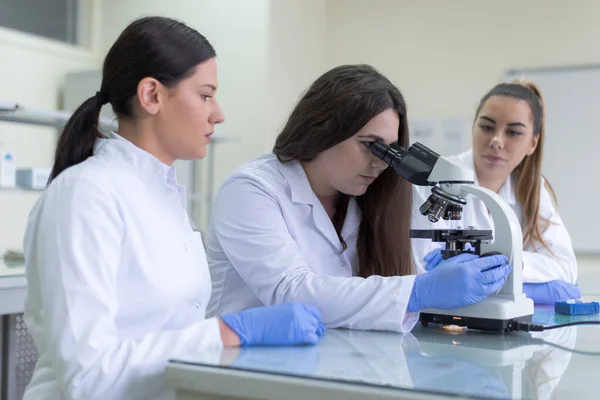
411 149 577 284
23 133 222 400
206 153 419 332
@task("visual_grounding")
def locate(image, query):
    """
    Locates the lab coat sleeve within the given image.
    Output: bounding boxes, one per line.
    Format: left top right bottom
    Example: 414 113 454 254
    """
522 181 578 284
25 175 223 400
211 177 419 333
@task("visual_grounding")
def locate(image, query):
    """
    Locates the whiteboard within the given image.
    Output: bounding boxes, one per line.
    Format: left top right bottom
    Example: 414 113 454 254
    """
505 66 600 253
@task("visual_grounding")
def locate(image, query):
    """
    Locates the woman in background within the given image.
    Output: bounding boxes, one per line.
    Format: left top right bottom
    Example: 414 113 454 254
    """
413 80 579 304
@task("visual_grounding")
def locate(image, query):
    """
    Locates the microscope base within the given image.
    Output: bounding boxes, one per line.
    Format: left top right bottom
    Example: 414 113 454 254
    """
420 294 534 333
420 313 533 332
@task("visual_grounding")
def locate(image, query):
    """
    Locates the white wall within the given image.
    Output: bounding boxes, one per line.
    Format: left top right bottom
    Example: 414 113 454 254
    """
326 0 600 254
326 0 600 150
8 0 599 248
0 0 102 250
266 0 327 147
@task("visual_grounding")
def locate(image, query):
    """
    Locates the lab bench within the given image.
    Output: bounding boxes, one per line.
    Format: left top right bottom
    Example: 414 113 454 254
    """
166 266 600 400
166 306 599 400
2 262 599 399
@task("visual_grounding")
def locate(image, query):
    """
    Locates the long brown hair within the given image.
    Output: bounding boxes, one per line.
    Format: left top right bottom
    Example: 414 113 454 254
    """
274 64 414 277
475 80 556 252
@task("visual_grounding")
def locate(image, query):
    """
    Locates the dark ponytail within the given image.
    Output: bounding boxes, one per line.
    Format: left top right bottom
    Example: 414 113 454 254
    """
50 94 107 182
49 16 216 182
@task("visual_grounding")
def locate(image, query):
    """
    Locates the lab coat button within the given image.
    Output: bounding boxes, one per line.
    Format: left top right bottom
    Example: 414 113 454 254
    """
195 303 201 309
183 244 189 251
166 188 172 194
340 261 346 266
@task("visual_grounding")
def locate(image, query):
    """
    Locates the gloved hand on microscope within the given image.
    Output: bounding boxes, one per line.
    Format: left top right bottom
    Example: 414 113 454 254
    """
423 247 580 305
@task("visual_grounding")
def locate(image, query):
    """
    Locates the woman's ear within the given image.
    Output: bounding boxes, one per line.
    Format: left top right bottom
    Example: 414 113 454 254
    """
136 77 164 115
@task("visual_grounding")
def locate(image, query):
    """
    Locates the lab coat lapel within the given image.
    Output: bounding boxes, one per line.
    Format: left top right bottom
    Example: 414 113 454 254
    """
278 159 345 251
498 173 517 206
311 199 344 251
341 197 360 239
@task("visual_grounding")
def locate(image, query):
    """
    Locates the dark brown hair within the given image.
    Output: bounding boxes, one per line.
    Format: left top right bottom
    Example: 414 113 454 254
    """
50 16 216 182
274 64 414 277
475 80 556 252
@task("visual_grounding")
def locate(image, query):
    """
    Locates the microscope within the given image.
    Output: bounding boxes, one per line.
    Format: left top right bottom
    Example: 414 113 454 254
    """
369 141 534 332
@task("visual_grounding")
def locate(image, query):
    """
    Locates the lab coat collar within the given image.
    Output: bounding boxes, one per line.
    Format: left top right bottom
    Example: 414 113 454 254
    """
94 131 178 186
499 172 517 206
277 158 317 206
277 156 360 247
277 159 340 247
459 148 517 206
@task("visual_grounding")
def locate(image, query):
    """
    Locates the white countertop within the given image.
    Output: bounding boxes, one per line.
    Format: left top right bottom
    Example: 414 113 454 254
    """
166 257 600 400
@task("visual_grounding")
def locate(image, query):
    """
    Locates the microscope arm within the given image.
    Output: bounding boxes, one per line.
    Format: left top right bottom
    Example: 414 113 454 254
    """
369 140 524 296
370 141 533 329
459 184 524 296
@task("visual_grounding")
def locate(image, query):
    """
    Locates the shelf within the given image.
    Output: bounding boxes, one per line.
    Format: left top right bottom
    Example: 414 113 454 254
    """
0 102 241 145
0 257 25 279
0 187 44 193
0 101 118 131
0 100 240 233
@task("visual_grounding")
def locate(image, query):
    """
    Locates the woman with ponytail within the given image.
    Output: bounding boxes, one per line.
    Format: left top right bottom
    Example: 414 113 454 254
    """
414 80 578 305
23 16 324 400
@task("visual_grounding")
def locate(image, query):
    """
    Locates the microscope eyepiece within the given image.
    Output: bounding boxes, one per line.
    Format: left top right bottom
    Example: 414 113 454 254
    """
368 141 406 168
368 140 468 223
368 141 436 185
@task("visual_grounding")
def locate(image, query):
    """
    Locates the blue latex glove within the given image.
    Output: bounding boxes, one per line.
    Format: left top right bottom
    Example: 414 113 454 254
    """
523 280 581 305
220 302 326 346
423 243 475 271
423 247 444 271
408 253 512 312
